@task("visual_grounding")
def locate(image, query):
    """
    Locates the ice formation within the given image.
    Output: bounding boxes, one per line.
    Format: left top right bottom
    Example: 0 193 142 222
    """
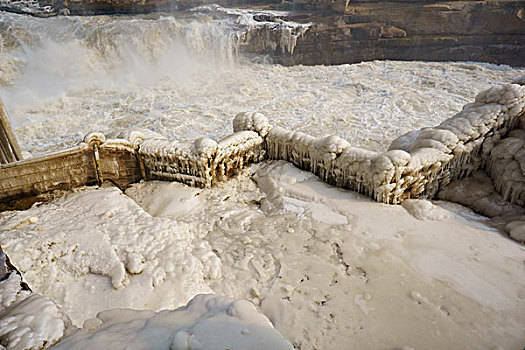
485 127 525 206
139 138 218 187
230 78 525 242
0 273 30 314
0 254 68 350
437 171 525 242
0 186 223 325
137 130 264 187
2 79 525 233
0 294 66 350
0 266 292 350
431 77 525 240
234 79 525 208
400 199 450 221
0 254 30 315
0 0 54 16
437 171 525 218
53 294 293 350
217 7 312 55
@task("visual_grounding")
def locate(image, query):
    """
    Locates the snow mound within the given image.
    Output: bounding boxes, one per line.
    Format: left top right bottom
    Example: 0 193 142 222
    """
401 199 450 221
53 294 293 350
0 294 65 350
0 273 30 314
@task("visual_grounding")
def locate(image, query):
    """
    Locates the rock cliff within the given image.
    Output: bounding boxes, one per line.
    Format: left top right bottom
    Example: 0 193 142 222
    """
1 0 524 65
242 0 525 66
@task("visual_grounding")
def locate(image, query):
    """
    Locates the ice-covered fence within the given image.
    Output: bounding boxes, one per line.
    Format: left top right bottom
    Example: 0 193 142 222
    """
138 138 216 187
234 112 422 203
1 78 524 208
137 130 264 187
235 79 525 204
0 129 265 207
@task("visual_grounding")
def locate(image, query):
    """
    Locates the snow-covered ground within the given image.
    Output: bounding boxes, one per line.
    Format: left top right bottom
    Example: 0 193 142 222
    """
0 268 292 350
1 162 524 348
0 8 525 350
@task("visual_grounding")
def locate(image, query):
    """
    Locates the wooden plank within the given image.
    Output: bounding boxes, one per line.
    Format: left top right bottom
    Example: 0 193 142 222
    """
0 141 10 164
0 156 90 179
0 150 93 178
0 148 97 203
0 122 16 163
3 166 93 190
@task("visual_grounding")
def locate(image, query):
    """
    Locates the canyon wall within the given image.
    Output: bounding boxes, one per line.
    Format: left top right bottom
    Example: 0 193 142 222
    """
2 0 522 65
243 0 525 66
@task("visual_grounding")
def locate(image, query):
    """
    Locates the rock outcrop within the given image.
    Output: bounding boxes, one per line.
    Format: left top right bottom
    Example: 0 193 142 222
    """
1 0 523 65
37 0 279 14
242 0 525 66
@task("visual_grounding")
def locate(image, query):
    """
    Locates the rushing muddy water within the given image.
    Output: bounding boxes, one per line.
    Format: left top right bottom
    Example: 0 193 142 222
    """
0 10 524 155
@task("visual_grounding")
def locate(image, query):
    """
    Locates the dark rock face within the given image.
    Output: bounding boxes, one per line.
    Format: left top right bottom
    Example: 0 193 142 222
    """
242 0 525 66
2 0 523 65
38 0 279 14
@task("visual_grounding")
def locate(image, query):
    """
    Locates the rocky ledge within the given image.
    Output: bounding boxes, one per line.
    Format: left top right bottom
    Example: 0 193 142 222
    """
241 0 525 66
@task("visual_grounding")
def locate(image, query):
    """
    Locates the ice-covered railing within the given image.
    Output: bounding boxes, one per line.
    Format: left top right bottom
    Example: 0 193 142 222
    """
388 80 525 202
0 128 265 206
85 128 265 188
235 79 525 204
136 131 265 187
1 78 524 209
235 112 426 203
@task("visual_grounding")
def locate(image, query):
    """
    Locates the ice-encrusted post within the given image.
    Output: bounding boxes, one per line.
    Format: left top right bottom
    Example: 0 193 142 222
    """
84 132 106 186
0 98 22 164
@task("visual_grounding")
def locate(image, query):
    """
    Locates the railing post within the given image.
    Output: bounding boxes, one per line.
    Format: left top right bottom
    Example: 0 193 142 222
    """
84 132 106 187
0 98 23 164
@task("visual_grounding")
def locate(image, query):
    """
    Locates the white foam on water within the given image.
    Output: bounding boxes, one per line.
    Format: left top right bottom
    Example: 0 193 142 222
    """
0 11 523 155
